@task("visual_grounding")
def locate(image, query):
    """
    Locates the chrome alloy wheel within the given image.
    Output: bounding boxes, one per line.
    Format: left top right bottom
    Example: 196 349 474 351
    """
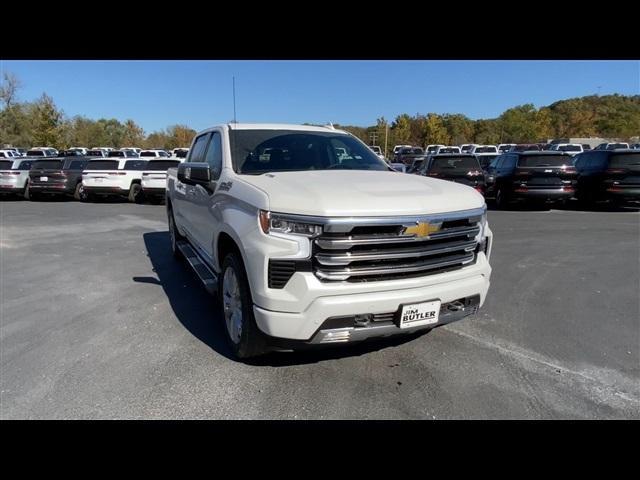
222 267 243 344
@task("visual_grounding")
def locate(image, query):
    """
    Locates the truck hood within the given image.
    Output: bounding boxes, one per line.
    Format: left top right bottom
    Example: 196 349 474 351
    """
238 170 485 216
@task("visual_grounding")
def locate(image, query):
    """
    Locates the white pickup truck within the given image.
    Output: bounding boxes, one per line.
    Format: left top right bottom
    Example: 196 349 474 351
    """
165 123 493 359
82 158 149 202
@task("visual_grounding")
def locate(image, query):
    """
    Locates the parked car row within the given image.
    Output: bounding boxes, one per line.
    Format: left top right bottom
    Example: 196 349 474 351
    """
0 155 186 203
1 146 190 158
399 149 639 209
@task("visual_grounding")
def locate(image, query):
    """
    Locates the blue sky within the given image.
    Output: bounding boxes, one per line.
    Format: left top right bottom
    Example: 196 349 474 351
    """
3 60 638 133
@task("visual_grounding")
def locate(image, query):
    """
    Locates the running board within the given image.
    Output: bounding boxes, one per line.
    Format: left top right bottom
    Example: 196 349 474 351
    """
177 240 218 295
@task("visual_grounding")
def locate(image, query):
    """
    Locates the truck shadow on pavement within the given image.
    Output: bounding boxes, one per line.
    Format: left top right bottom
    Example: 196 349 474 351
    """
138 231 428 366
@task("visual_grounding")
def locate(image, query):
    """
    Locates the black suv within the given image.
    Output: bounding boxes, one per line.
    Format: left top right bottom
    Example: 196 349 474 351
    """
573 149 640 206
421 154 486 194
394 147 424 165
28 156 90 200
485 151 577 208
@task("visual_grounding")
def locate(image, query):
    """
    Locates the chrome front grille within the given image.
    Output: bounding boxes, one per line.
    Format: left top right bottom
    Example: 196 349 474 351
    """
312 208 484 282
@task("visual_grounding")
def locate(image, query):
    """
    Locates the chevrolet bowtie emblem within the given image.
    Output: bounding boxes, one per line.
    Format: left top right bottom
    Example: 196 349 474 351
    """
404 222 440 238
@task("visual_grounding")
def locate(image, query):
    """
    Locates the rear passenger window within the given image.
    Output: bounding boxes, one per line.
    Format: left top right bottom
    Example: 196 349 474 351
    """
189 134 210 163
504 155 517 169
204 132 223 179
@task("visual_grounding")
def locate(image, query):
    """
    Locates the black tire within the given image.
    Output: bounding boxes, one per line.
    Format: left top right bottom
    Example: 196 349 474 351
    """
73 182 84 201
27 186 38 201
167 206 184 260
495 187 509 210
219 252 267 359
128 183 142 203
23 181 30 200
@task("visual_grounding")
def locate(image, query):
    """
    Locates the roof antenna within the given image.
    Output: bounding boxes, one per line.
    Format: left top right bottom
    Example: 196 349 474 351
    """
232 76 237 123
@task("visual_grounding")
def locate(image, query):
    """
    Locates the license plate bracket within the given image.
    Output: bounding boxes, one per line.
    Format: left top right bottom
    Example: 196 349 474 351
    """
398 300 441 329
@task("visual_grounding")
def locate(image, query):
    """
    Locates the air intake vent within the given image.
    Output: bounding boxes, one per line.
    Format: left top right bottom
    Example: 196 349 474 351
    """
268 260 297 289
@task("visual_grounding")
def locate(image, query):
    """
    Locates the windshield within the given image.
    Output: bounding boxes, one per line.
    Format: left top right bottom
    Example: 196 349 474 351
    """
175 150 188 158
461 145 473 152
412 147 424 154
145 160 180 171
87 151 104 156
85 160 120 170
140 151 158 157
429 156 480 173
108 151 126 157
608 143 629 150
123 160 149 170
230 130 389 174
517 155 572 167
438 148 460 154
32 160 64 170
474 146 497 153
0 160 13 169
26 150 46 156
609 153 640 170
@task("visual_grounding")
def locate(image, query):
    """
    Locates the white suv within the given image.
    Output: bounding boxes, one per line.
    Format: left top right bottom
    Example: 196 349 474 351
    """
0 157 37 199
82 158 149 202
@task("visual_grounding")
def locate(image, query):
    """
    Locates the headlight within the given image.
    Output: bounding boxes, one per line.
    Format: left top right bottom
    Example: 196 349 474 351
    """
476 210 487 241
259 210 323 237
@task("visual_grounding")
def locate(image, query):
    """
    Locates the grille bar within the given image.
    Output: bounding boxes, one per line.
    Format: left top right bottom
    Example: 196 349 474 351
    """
315 252 475 281
316 239 477 266
315 225 480 250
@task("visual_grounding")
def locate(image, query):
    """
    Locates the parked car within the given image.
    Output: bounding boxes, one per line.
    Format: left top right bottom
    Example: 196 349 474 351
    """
0 157 37 199
82 158 149 202
26 148 57 157
140 149 170 158
368 145 385 161
469 145 498 154
0 149 19 158
434 146 461 154
595 142 630 150
395 147 425 165
107 150 139 158
573 149 640 206
392 144 413 156
86 149 107 157
57 149 86 157
68 147 88 155
485 151 576 208
508 144 541 152
425 144 445 155
421 154 486 194
165 123 492 359
549 143 583 155
140 158 183 203
629 143 640 150
27 157 90 200
497 144 516 153
460 144 478 153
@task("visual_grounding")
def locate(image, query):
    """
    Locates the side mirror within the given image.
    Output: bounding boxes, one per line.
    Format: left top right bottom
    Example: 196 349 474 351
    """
177 163 211 188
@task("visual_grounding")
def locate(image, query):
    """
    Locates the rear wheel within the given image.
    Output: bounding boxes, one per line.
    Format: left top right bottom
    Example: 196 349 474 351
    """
128 183 142 203
219 253 267 359
495 187 509 209
23 181 30 200
73 182 85 201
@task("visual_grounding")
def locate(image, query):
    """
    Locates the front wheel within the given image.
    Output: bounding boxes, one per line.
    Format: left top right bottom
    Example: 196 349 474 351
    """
168 206 184 260
219 253 267 359
495 187 509 210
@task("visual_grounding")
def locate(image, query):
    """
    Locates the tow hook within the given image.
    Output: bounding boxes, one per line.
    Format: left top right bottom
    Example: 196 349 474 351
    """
447 301 465 312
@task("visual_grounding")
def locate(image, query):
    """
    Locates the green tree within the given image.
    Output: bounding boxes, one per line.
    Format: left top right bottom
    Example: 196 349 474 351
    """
422 113 449 146
31 93 63 148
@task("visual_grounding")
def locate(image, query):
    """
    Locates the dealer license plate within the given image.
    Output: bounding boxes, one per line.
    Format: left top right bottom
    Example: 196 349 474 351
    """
399 300 441 329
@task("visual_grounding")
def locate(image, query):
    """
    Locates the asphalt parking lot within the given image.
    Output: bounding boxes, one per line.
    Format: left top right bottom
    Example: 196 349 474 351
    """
1 198 638 419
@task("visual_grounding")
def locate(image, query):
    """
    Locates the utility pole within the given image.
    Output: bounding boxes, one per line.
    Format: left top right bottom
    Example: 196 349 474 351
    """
384 123 389 159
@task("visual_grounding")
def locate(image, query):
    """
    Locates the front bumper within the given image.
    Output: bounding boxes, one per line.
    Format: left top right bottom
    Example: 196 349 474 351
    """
253 268 490 341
